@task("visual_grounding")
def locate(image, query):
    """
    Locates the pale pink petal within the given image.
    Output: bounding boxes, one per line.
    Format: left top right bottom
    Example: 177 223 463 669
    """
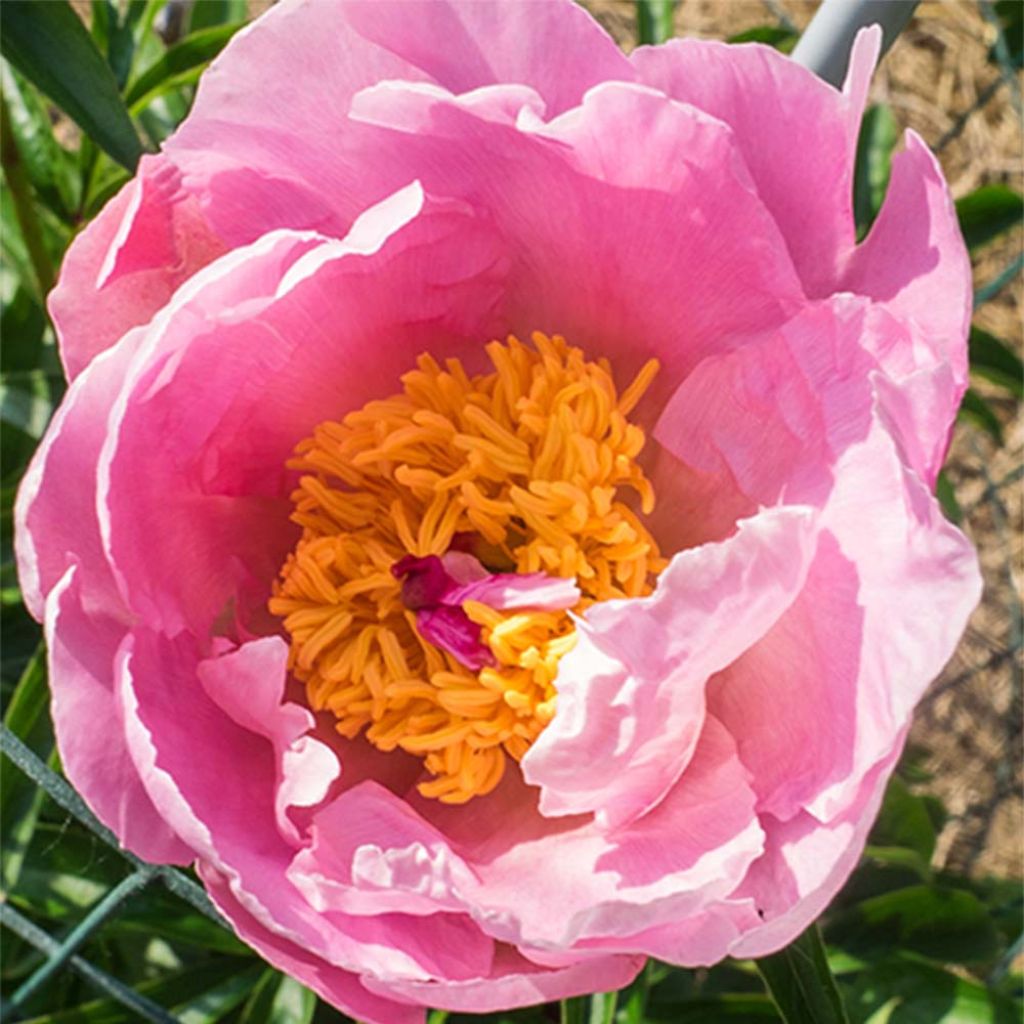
364 944 644 1014
522 507 818 827
575 901 760 966
197 862 425 1024
658 304 980 822
388 717 762 953
728 736 904 958
807 418 980 820
630 32 877 296
449 572 580 611
98 186 505 637
839 131 973 395
288 781 479 918
43 568 190 864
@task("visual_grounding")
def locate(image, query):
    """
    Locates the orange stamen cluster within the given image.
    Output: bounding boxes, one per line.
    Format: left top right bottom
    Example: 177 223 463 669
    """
269 333 664 803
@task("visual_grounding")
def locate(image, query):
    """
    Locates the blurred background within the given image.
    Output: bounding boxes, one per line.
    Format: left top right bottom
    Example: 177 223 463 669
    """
1 1 1021 1022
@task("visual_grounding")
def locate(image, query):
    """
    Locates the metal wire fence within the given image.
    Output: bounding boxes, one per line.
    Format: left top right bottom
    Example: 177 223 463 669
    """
0 1 1020 1020
1 727 228 1022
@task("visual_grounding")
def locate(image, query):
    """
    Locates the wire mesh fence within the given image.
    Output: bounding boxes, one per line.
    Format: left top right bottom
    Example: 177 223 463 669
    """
1 1 1021 1020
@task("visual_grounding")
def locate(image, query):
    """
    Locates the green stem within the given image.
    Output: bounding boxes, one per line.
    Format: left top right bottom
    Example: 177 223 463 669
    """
561 995 588 1024
0 89 55 297
591 990 619 1024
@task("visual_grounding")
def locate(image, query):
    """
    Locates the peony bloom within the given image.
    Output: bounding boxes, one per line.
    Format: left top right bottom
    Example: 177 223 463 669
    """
17 1 981 1020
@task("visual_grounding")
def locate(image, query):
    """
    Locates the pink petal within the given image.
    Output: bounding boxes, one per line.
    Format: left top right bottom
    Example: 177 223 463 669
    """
522 507 818 827
197 862 425 1024
48 0 630 379
630 30 878 297
117 628 493 984
348 77 804 408
14 327 143 621
98 185 504 637
43 568 190 864
165 0 632 201
49 156 226 380
196 637 340 845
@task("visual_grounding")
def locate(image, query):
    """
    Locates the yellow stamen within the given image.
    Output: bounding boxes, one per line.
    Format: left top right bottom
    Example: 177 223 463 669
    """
269 333 665 803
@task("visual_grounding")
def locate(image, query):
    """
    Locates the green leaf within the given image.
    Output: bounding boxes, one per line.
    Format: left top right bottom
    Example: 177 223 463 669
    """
868 777 937 865
727 26 799 52
646 995 782 1022
124 21 246 113
969 326 1024 398
958 388 1004 445
636 0 676 45
755 924 850 1024
186 0 249 33
827 884 1001 964
842 958 1019 1024
956 185 1024 251
853 105 898 238
1 0 144 170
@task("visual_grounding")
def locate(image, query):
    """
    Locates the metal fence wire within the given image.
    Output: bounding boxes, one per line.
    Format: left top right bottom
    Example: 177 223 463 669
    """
0 727 227 1023
1 1 1021 1021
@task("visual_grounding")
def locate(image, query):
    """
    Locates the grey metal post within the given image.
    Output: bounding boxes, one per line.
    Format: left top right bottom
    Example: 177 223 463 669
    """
792 0 921 87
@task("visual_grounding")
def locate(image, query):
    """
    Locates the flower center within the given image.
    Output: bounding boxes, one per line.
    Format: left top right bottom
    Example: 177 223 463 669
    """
269 333 664 803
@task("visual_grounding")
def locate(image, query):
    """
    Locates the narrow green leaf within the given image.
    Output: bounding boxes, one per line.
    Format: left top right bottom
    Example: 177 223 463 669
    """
727 26 799 52
0 93 57 298
969 325 1024 398
959 388 1005 445
239 971 316 1024
1 65 80 221
0 371 54 438
853 105 898 238
636 0 676 45
175 963 264 1023
0 645 52 891
956 185 1024 251
755 924 850 1024
186 0 248 33
124 22 246 112
1 0 144 170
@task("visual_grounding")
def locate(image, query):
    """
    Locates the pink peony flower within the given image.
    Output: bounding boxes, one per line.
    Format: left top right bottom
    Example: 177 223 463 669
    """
16 2 981 1020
